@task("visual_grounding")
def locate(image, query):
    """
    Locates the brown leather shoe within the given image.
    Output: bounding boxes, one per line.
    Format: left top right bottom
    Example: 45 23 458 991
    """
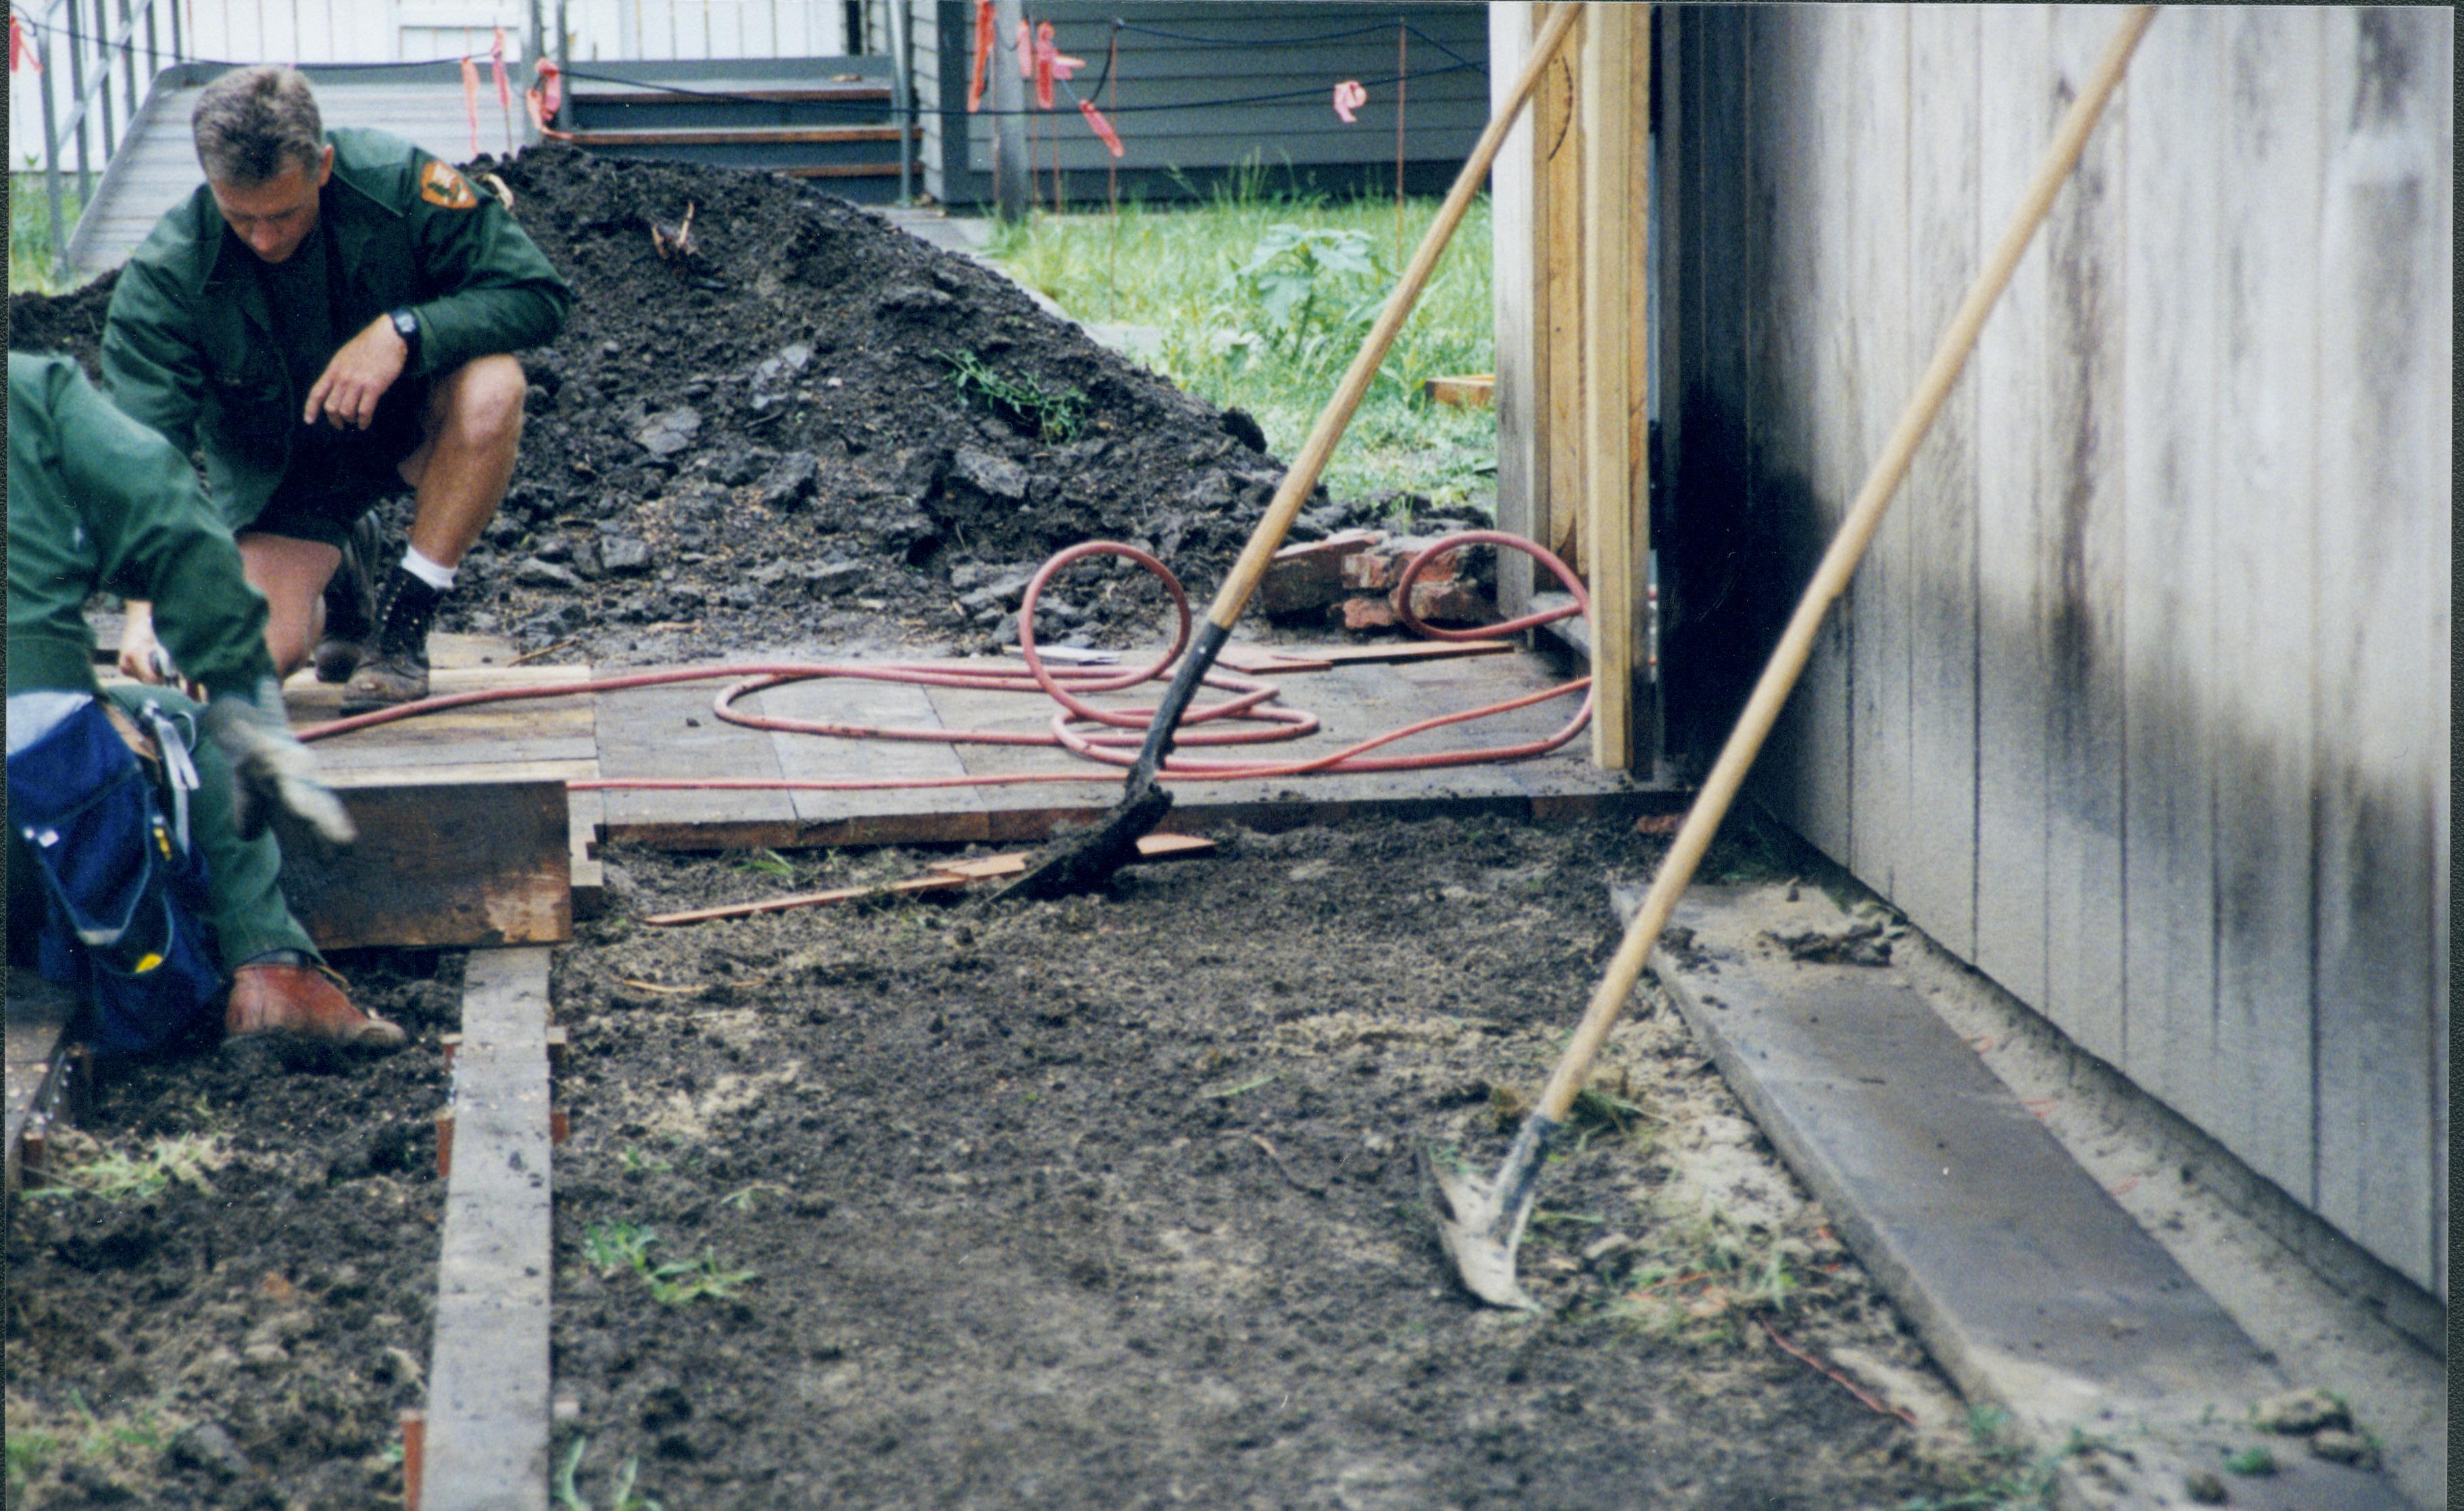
225 962 406 1049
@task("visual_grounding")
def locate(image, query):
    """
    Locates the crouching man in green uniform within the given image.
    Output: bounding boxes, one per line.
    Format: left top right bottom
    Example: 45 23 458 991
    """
105 64 571 712
9 353 406 1051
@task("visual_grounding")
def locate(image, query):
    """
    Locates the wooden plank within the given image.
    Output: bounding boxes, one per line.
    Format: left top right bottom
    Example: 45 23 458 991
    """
423 946 553 1511
641 834 1217 924
1897 3 1982 960
2209 5 2323 1200
1489 1 1541 619
280 780 572 950
1969 3 2054 1014
594 680 795 844
1842 3 1912 903
5 979 82 1196
2116 5 2223 1133
758 675 991 845
2307 5 2448 1296
2037 3 2130 1067
561 125 918 147
1537 3 1585 574
1579 0 1637 770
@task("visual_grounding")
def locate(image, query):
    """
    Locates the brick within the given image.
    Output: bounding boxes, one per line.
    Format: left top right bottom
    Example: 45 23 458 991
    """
1254 529 1383 618
1397 579 1494 626
1337 596 1400 631
1339 551 1394 591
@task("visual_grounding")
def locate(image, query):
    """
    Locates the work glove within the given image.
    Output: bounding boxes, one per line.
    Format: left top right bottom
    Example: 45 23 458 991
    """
199 678 357 855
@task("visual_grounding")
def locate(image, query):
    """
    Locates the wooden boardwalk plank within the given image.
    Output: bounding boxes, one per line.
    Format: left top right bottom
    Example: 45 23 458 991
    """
595 680 795 845
758 675 991 845
280 780 572 950
423 947 555 1511
5 979 82 1195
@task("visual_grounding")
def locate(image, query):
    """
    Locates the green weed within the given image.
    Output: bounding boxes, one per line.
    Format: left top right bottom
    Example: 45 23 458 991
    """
733 848 797 881
1201 1072 1277 1099
616 1148 674 1176
644 1249 757 1306
25 1133 227 1202
583 1221 657 1277
555 1434 664 1511
582 1222 754 1306
719 1182 792 1213
2223 1446 2277 1477
941 347 1089 443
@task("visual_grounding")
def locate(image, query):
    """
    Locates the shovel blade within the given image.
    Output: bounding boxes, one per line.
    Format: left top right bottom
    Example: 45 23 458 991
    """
1426 1148 1542 1311
991 784 1174 904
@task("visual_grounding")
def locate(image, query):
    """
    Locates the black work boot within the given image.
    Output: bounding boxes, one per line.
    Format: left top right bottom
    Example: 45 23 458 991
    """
339 568 445 713
312 515 384 683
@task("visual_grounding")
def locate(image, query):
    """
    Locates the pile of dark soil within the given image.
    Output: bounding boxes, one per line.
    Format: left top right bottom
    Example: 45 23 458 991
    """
11 144 1394 666
542 817 1973 1509
4 953 462 1508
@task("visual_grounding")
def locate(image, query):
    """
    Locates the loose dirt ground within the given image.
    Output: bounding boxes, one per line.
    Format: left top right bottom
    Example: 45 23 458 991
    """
543 817 1995 1510
5 956 463 1508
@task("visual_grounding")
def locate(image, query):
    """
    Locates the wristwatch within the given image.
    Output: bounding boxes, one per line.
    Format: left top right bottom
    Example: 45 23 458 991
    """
389 307 422 368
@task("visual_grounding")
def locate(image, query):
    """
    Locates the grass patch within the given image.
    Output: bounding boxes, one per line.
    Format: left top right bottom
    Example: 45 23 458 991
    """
1606 1204 1809 1345
982 166 1495 511
9 170 88 293
5 1389 181 1500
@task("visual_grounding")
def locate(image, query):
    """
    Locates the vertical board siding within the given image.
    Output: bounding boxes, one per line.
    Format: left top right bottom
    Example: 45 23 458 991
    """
2116 5 2221 1126
1664 5 2448 1299
2306 6 2450 1293
1487 2 1538 618
1842 4 1911 903
2038 3 2128 1068
1969 3 2053 1021
1898 4 1980 960
2209 5 2321 1201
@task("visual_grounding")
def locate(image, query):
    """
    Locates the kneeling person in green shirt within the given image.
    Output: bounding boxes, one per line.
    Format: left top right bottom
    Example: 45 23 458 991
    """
104 64 572 712
9 352 405 1051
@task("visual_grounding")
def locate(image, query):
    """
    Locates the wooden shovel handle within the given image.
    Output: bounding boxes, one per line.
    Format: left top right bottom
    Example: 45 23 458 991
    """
1533 4 2158 1125
1205 1 1584 630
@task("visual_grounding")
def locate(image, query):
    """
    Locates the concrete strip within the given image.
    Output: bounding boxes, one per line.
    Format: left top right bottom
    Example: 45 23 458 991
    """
1619 881 2410 1511
422 946 555 1511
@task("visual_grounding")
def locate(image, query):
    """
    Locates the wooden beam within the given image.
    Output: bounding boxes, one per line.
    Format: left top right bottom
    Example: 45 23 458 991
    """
1580 3 1649 770
280 778 573 950
421 946 554 1511
1490 5 1542 620
1540 3 1587 576
5 978 83 1196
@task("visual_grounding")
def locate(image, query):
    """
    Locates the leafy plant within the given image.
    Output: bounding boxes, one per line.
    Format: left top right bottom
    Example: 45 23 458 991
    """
9 172 89 294
941 348 1088 443
1225 222 1383 357
583 1221 657 1277
644 1249 757 1306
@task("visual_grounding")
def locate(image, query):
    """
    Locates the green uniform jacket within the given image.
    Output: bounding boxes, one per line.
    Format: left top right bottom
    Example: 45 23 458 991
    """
101 126 572 532
7 352 278 700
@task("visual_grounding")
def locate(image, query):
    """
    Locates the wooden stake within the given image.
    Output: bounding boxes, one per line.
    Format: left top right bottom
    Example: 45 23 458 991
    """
1579 2 1648 770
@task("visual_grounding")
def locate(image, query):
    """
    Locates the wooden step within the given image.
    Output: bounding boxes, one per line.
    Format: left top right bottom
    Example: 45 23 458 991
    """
568 82 891 106
561 124 917 149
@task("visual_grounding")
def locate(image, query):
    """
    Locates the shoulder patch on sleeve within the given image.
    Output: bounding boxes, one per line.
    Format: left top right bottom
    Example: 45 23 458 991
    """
418 159 479 209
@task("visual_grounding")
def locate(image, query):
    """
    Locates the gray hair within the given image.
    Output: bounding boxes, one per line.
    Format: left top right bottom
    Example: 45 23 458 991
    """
192 65 324 184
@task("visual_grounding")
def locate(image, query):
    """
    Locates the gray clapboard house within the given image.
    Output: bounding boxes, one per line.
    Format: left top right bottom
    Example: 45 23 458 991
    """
1492 2 2450 1328
904 1 1492 207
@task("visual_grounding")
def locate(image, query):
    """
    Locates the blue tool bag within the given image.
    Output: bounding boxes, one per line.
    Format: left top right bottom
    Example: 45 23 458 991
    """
7 697 222 1056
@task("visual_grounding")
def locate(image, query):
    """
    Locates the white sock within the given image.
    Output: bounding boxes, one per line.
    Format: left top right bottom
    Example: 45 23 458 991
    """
401 546 458 591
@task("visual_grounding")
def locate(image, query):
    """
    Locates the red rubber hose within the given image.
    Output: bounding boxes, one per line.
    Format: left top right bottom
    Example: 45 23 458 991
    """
297 532 1596 792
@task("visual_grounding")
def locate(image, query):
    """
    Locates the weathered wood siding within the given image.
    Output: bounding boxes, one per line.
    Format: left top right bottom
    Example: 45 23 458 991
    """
910 1 1490 206
1659 4 2450 1301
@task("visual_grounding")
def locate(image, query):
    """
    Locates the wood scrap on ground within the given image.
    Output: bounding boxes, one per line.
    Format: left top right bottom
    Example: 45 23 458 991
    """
642 833 1216 925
